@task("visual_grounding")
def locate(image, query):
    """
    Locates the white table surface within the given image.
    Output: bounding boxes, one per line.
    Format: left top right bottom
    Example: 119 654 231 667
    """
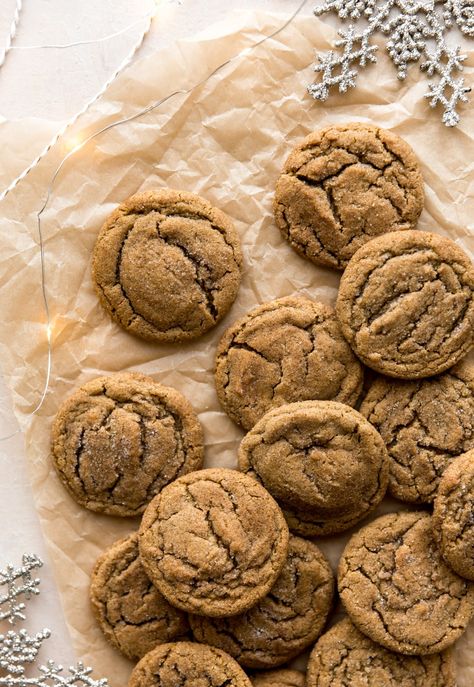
0 0 314 672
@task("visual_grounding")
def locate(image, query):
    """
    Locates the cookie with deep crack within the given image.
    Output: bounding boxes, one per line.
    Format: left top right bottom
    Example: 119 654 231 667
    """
338 511 474 655
360 360 474 503
128 642 252 687
51 372 204 516
336 230 474 378
138 468 289 617
90 533 189 660
251 669 305 687
307 617 455 687
238 401 389 536
274 123 424 270
433 449 474 580
215 296 364 430
189 535 334 668
92 189 242 343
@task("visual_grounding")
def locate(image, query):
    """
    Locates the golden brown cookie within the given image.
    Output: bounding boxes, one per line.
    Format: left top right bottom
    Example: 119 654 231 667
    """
338 511 474 655
433 449 474 580
336 231 474 378
360 360 474 503
215 296 363 430
251 669 305 687
138 468 289 617
189 535 334 668
51 372 204 516
307 617 455 687
128 642 252 687
238 401 389 536
92 189 242 343
90 533 189 660
274 123 424 270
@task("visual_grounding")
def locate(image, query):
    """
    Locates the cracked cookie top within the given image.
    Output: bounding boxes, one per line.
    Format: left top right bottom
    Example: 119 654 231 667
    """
51 372 204 516
336 230 474 378
128 642 252 687
92 189 243 343
138 468 289 617
433 449 474 581
189 535 334 669
307 617 455 687
338 511 474 655
238 401 389 536
215 296 364 430
273 123 424 270
360 360 474 503
251 670 305 687
90 533 189 660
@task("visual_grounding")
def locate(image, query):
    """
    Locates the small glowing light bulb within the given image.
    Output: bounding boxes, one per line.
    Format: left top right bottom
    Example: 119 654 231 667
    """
64 136 84 154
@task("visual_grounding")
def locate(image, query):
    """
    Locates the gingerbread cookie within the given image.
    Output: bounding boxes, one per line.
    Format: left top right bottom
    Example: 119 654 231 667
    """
128 642 252 687
336 231 474 378
90 533 188 660
215 296 363 430
238 401 389 536
189 535 334 668
360 360 474 503
274 123 423 270
51 372 204 516
251 670 305 687
338 511 474 654
433 449 474 580
92 189 242 343
307 617 455 687
138 468 289 617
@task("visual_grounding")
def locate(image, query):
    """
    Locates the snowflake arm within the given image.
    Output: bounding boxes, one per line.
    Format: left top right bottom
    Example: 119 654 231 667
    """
0 662 108 687
444 0 474 36
0 554 43 625
308 25 378 99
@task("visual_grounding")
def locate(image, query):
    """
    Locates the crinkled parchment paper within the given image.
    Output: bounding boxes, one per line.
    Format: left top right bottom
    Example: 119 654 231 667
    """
0 8 474 686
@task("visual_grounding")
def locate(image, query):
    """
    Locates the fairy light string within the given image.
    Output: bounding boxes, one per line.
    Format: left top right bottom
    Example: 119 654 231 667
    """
9 16 151 51
0 0 157 204
0 0 309 442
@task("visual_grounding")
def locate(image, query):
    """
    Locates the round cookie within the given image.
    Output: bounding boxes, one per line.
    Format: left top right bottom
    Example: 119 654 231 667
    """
433 449 474 580
238 401 389 536
138 468 289 617
360 360 474 503
274 123 424 270
90 533 188 660
128 642 252 687
338 511 474 655
307 617 455 687
336 230 474 378
51 372 204 516
92 189 242 343
189 535 334 668
215 296 363 430
251 670 305 687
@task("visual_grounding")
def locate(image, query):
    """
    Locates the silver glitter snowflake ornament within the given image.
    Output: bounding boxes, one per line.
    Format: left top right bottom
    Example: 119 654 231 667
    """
0 554 43 625
309 0 473 126
0 554 107 687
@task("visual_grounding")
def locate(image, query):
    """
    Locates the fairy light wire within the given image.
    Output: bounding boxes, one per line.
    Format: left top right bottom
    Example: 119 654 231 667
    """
0 0 22 69
0 0 309 442
0 0 156 204
10 16 149 51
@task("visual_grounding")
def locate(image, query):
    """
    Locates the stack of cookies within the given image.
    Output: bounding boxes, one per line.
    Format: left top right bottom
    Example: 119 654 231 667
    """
50 123 474 686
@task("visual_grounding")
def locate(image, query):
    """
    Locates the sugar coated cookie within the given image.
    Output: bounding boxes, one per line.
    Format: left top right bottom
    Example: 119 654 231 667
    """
274 123 423 270
51 372 204 516
92 189 242 342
